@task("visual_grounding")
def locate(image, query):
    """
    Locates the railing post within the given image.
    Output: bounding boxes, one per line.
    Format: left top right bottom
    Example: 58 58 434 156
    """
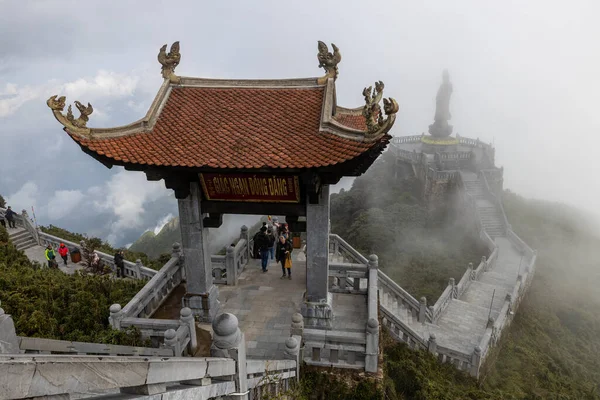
225 245 236 286
468 262 474 280
291 313 304 337
284 336 301 382
135 259 142 280
211 313 248 400
471 345 482 377
164 328 181 356
365 318 379 373
419 297 427 323
109 304 123 330
240 225 249 262
481 255 488 271
449 277 456 298
172 242 185 281
180 307 197 355
0 305 20 353
427 333 437 354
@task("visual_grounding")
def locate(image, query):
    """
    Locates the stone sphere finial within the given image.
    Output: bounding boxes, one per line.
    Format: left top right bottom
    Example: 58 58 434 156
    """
474 345 481 354
368 254 378 262
213 313 239 336
420 296 427 304
172 242 181 251
180 307 192 319
164 329 177 341
226 245 234 254
292 313 303 325
429 333 436 341
109 304 122 314
241 225 248 232
285 336 299 356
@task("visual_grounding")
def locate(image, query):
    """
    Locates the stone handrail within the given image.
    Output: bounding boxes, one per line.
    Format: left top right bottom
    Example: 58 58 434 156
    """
328 262 368 294
430 283 454 323
0 355 237 399
434 343 475 373
480 171 511 230
329 233 369 264
18 336 173 357
380 305 427 350
1 208 40 245
246 359 298 395
119 255 184 319
392 147 424 164
377 270 421 314
303 328 368 369
211 254 227 284
390 135 423 145
38 232 158 279
436 151 473 160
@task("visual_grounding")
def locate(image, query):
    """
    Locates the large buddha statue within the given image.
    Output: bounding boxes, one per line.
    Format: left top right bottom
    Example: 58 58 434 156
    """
428 70 453 138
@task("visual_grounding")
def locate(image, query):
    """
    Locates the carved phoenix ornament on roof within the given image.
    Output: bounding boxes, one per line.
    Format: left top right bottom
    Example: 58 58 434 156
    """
362 81 399 134
158 41 181 81
317 41 341 81
47 95 94 133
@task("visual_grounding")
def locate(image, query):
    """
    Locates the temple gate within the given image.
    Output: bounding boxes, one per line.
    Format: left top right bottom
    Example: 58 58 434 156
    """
47 40 398 327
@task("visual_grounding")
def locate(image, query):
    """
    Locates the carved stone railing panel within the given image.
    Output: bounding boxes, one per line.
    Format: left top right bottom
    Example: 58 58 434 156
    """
328 262 368 294
18 336 173 357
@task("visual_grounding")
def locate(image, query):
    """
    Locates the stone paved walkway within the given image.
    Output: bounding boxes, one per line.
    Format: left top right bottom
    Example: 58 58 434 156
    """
9 227 85 275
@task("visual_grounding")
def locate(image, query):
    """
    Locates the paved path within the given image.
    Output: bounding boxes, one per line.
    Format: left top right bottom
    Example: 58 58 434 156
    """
9 227 86 275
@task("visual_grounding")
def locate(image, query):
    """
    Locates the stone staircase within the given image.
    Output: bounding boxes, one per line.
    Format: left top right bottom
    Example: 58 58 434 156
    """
8 227 37 251
460 172 506 237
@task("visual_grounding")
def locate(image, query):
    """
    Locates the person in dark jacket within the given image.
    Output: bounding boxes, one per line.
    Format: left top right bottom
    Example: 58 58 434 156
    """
255 226 270 272
58 243 69 266
267 229 276 261
114 250 125 278
276 235 293 279
0 208 5 228
5 206 16 229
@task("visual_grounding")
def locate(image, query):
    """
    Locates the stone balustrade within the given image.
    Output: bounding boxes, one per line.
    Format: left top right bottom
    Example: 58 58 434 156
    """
328 262 368 294
17 336 173 357
329 233 368 264
380 305 427 349
377 270 421 320
303 328 368 369
390 135 423 145
212 227 252 286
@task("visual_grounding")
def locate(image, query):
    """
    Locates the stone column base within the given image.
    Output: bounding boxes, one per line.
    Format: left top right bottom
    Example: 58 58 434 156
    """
184 285 220 322
300 292 333 329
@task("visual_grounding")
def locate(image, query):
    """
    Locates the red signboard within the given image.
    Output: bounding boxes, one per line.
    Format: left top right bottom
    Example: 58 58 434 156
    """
199 173 301 203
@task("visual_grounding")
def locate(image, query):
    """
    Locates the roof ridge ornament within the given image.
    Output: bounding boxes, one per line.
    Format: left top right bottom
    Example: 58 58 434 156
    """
317 41 341 84
362 81 399 135
46 95 93 135
158 41 181 83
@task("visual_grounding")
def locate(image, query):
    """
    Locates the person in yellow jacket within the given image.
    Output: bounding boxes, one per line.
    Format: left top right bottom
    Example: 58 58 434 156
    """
45 245 57 268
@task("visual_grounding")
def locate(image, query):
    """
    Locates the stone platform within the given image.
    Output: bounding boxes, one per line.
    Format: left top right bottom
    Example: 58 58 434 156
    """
154 249 369 359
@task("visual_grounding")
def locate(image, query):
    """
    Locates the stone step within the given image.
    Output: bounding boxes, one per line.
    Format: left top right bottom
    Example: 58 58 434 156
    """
17 239 37 251
8 230 30 241
12 235 34 247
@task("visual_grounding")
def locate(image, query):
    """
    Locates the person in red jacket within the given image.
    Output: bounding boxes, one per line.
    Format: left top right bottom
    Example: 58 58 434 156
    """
58 243 69 266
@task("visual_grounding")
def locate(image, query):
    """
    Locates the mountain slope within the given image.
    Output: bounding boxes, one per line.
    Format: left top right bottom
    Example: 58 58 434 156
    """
129 217 181 259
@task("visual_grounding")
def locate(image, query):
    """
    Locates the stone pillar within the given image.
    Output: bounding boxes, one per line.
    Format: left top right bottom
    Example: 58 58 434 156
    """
164 328 181 356
225 245 236 286
211 313 248 400
470 345 482 377
427 333 437 354
284 336 301 382
302 185 332 329
135 259 142 279
108 304 123 330
240 225 249 262
180 307 197 354
290 313 304 337
0 306 19 354
419 296 427 323
178 181 219 322
365 318 379 373
449 278 456 298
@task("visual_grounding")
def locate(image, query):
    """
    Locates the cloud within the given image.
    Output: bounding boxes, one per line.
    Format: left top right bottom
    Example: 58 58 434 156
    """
152 213 174 235
46 190 85 219
6 181 39 212
92 170 171 244
0 70 140 118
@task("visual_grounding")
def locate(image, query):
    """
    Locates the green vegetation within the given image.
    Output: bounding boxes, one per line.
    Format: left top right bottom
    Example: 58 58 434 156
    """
0 224 147 345
129 217 181 259
330 152 486 300
325 155 600 399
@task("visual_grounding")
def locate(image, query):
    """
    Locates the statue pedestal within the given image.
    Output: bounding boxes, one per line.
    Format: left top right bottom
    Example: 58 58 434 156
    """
421 135 459 154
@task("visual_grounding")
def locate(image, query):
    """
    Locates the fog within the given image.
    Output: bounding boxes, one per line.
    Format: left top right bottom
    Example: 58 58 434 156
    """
2 0 600 244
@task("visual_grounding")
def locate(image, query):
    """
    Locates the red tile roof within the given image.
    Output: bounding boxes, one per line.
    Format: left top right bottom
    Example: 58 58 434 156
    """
70 86 387 170
333 111 367 131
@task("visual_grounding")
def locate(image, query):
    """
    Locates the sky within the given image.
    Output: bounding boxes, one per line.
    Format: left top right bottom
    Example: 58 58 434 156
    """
1 0 599 246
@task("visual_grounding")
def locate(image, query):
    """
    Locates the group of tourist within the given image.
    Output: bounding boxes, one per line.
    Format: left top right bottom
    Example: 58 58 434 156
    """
0 206 17 229
253 219 294 279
